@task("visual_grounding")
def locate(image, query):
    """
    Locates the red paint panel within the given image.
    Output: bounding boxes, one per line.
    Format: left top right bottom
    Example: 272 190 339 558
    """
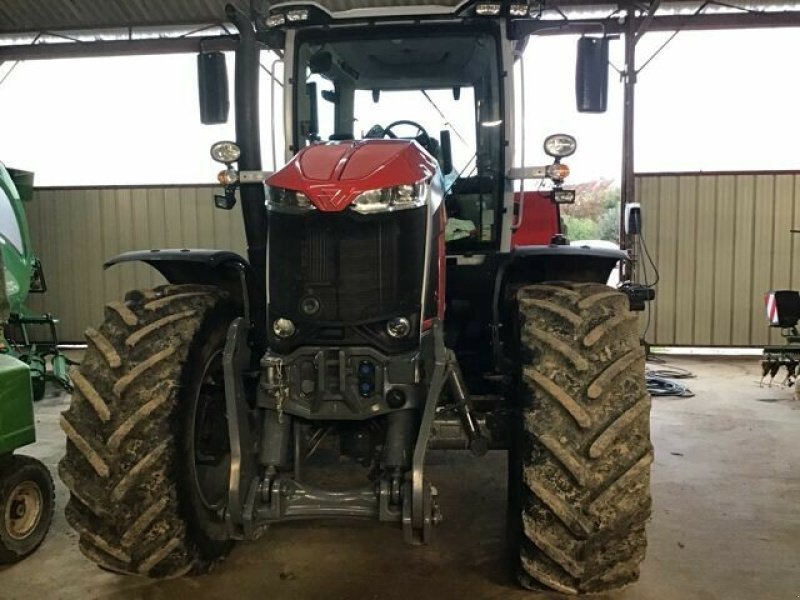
267 140 437 213
299 144 351 180
340 143 407 180
511 191 559 248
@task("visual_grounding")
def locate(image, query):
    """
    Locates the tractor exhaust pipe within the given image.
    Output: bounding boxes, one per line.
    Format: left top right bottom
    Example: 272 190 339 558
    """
227 4 268 330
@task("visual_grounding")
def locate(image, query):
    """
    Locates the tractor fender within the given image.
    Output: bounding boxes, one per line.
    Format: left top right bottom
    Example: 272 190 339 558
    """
490 244 629 372
506 244 627 285
104 249 256 321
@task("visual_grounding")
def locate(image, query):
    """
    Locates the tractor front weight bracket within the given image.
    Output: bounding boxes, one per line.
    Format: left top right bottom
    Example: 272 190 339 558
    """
222 319 453 545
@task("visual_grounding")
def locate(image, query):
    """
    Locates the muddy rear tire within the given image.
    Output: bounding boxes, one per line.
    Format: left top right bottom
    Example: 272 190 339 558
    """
513 282 651 594
58 284 234 577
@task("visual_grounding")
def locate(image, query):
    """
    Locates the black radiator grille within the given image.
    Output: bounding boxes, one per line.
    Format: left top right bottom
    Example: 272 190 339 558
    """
269 208 427 325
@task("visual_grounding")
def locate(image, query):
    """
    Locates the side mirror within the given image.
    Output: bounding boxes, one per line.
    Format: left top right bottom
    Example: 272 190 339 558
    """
197 52 230 124
440 130 454 175
575 37 609 113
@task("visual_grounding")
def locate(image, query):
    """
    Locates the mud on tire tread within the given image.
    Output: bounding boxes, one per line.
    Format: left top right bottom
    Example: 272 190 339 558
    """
58 284 230 577
516 282 652 594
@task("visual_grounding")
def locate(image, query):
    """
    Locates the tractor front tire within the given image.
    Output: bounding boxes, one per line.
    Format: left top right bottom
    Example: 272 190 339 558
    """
59 284 234 577
514 282 652 594
0 454 55 563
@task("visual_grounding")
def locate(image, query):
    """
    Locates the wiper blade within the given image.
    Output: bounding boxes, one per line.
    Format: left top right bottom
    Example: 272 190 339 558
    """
420 90 469 146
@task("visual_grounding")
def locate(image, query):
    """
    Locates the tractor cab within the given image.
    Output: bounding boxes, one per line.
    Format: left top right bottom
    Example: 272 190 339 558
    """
291 23 504 251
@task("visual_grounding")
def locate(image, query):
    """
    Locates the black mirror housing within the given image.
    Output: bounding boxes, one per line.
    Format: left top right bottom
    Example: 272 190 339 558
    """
198 52 230 124
575 37 609 113
440 130 454 175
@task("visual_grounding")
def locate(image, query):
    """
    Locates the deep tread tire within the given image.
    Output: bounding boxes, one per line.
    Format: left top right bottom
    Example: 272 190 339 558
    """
0 454 55 563
514 282 651 594
58 284 233 577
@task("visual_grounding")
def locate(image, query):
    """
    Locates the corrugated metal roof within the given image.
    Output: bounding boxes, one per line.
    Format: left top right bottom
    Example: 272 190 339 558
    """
1 0 799 36
0 1 247 35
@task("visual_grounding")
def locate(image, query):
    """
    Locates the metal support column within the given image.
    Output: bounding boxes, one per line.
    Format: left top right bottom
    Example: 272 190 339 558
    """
620 7 637 280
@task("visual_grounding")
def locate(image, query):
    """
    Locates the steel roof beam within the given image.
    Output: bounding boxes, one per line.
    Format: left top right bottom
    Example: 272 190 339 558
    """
513 11 800 36
2 11 799 62
0 35 237 61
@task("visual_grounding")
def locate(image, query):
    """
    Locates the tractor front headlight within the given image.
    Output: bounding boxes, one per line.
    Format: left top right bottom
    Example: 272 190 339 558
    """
272 318 296 339
267 187 315 213
351 181 429 215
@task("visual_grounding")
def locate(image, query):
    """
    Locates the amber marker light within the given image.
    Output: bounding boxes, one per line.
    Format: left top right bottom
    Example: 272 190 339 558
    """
546 163 570 181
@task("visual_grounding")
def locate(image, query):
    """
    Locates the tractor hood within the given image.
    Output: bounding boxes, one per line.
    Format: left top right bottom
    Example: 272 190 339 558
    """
267 139 437 212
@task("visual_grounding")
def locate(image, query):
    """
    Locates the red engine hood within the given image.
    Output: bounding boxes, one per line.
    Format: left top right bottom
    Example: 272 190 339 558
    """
266 140 438 212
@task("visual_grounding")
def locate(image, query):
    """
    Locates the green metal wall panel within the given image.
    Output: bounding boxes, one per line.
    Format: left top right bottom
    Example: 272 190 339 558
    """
637 171 800 347
24 185 246 341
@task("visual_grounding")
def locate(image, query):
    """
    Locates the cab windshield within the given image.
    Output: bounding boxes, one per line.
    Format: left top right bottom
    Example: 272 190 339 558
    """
294 24 503 247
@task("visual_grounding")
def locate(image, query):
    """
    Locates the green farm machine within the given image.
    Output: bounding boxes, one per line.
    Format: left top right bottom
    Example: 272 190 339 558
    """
0 164 72 400
0 163 55 562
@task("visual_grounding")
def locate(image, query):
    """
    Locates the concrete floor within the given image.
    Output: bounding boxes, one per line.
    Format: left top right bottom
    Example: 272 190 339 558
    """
1 356 798 600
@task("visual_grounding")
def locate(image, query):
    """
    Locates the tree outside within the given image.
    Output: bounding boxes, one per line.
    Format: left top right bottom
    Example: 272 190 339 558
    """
562 179 620 243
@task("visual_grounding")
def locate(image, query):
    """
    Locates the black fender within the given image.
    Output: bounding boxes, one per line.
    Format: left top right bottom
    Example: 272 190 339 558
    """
491 244 628 371
105 249 257 322
507 243 627 285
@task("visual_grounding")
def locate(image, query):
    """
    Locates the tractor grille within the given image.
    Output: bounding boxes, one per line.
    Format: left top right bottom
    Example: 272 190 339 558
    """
269 208 427 327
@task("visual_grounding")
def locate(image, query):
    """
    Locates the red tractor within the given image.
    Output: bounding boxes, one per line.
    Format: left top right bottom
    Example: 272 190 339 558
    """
60 2 651 594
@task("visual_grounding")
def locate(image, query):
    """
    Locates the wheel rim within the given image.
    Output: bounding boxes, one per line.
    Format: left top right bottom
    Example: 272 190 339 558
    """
4 480 43 541
191 349 231 513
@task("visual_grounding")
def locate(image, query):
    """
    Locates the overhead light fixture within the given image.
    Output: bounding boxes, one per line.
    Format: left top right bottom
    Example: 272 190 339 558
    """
509 4 529 16
266 13 286 28
287 9 309 22
475 3 502 16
